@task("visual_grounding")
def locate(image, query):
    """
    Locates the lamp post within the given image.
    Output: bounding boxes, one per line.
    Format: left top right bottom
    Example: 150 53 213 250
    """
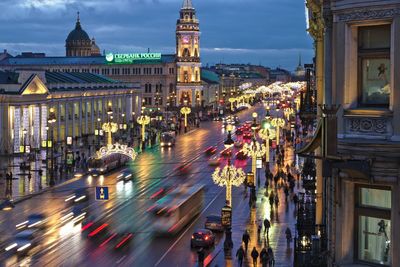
242 118 266 208
48 108 57 186
242 138 266 181
271 117 285 147
212 124 245 250
102 103 118 146
96 117 101 147
180 106 191 133
228 97 236 112
137 114 150 150
259 117 276 165
284 107 294 121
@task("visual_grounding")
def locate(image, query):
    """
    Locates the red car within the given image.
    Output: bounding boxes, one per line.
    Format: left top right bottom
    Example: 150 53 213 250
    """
220 148 232 158
243 132 252 139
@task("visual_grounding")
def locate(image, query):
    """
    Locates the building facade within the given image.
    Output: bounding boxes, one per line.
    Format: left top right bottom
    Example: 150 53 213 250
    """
0 70 140 154
303 1 400 266
175 0 203 107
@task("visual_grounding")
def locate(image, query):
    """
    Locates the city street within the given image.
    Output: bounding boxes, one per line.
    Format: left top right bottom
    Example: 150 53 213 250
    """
0 105 273 267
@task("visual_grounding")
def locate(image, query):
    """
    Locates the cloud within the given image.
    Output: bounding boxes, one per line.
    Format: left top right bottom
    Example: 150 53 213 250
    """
0 0 313 70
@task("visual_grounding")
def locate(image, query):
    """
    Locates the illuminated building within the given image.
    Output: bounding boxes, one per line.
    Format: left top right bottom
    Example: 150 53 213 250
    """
0 70 140 154
175 0 203 107
299 0 400 266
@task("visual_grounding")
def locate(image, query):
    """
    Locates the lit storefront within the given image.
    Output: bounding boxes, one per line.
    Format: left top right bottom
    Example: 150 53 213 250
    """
0 70 141 154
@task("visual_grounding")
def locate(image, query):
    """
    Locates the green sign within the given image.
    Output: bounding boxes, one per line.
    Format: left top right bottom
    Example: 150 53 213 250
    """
105 53 162 64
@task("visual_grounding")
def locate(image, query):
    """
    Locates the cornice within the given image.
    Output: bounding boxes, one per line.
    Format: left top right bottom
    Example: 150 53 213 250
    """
334 7 400 22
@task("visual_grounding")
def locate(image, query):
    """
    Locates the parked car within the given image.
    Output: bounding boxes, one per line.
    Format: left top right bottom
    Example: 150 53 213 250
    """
204 215 223 232
190 229 215 248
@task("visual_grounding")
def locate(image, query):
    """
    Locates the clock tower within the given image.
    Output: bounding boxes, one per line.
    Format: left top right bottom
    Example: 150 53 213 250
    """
176 0 202 107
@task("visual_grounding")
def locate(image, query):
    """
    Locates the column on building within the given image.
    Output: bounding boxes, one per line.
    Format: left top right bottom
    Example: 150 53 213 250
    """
392 17 400 141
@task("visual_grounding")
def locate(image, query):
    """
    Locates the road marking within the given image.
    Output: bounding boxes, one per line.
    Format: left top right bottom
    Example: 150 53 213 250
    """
154 187 224 266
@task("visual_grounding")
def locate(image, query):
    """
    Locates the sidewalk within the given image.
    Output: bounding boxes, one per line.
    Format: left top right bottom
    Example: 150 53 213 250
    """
208 144 302 267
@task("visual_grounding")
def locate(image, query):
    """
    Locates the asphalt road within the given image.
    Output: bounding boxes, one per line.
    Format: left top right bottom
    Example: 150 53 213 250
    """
0 104 266 267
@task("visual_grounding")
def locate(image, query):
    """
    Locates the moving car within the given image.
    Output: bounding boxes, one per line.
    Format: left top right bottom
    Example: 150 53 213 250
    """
65 188 89 205
204 146 217 155
4 229 39 255
208 156 221 166
190 229 215 248
204 215 223 232
16 213 47 231
117 170 134 182
160 131 176 147
220 148 232 158
235 150 248 160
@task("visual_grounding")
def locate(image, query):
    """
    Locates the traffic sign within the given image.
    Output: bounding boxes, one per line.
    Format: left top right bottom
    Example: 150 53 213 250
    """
95 186 109 200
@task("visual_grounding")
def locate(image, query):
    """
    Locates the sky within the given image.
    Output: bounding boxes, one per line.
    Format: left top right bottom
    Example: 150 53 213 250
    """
0 0 313 71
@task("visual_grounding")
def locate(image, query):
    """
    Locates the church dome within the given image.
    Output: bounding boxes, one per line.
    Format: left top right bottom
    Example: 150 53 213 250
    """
91 38 101 56
66 20 90 43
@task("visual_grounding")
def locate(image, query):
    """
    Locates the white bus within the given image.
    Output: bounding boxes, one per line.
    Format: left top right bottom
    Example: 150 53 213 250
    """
150 184 204 235
87 153 130 175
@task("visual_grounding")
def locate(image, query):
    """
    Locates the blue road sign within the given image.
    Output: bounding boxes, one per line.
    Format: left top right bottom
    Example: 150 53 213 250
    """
95 186 109 200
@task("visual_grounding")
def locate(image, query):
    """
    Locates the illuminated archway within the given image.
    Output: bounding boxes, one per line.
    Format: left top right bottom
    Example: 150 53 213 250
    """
95 143 137 161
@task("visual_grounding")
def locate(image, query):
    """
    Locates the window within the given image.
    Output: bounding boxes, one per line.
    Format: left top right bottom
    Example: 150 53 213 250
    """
169 83 174 94
356 185 391 265
358 25 391 106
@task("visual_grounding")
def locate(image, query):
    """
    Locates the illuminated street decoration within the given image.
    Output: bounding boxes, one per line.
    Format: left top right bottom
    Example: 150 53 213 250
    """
271 117 286 146
137 115 151 143
105 52 162 64
228 97 237 111
258 128 276 163
180 107 191 128
242 139 266 180
284 107 295 120
96 142 137 161
212 164 245 207
102 122 118 146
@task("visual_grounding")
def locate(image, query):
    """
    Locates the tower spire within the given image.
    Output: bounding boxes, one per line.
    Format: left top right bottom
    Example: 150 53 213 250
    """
298 52 302 67
182 0 193 9
77 11 80 23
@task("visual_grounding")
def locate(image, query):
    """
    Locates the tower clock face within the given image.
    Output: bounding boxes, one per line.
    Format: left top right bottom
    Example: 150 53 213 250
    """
182 35 190 44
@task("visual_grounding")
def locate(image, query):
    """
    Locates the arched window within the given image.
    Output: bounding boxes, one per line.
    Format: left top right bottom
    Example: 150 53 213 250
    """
183 48 190 57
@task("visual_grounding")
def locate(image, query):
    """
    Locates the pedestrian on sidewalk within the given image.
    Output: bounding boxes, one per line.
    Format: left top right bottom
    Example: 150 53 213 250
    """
285 227 292 247
269 193 274 209
260 247 269 267
251 247 259 267
263 218 271 237
236 245 245 267
274 194 279 208
284 186 289 202
242 230 250 252
267 247 275 267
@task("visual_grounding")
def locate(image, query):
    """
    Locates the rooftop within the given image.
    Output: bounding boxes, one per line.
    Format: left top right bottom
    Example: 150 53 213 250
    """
0 54 176 66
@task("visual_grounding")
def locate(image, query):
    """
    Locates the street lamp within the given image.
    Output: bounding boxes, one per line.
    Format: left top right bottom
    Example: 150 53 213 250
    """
48 107 57 186
137 114 150 150
102 104 118 146
228 97 236 112
271 117 285 147
180 106 191 133
212 124 245 250
258 118 276 165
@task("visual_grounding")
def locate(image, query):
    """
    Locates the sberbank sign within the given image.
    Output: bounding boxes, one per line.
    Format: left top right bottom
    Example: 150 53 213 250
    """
105 53 162 64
